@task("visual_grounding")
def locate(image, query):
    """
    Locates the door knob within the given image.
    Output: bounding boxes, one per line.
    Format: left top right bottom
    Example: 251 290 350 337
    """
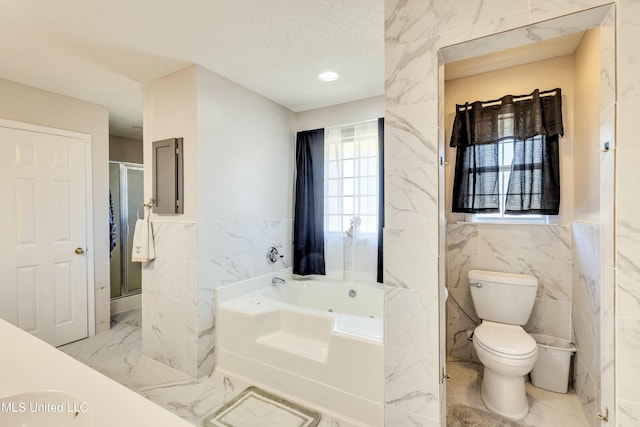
74 247 85 255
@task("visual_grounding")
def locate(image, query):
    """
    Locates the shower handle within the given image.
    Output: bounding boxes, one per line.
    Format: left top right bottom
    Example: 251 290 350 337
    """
267 247 283 264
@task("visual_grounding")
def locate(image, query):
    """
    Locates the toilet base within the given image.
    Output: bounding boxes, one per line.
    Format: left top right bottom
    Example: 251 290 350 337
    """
480 366 530 420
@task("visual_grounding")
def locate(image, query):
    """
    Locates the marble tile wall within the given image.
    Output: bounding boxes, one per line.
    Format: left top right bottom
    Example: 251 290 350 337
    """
384 1 638 424
446 224 479 362
142 221 199 378
383 71 440 425
616 0 640 424
383 227 440 424
572 221 601 427
446 223 572 362
384 0 441 422
197 219 292 377
142 219 292 378
596 9 617 426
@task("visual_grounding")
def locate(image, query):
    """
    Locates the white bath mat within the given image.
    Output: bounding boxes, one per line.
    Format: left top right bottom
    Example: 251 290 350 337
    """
203 386 320 427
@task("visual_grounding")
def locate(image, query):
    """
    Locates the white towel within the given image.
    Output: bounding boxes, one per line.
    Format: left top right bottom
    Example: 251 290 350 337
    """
131 207 155 263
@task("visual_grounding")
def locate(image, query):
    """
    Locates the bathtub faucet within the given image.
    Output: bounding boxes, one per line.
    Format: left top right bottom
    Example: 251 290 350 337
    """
271 277 286 286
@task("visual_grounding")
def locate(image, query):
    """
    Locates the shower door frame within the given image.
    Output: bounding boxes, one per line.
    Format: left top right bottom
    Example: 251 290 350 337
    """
110 161 144 299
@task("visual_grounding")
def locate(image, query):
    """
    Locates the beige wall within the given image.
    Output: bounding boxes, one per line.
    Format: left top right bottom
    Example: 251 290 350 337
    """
196 65 294 222
444 55 575 225
143 66 199 222
109 135 143 164
573 29 601 222
0 77 110 334
294 96 384 132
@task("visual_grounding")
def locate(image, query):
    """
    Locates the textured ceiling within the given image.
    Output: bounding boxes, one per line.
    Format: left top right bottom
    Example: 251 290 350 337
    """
0 0 384 139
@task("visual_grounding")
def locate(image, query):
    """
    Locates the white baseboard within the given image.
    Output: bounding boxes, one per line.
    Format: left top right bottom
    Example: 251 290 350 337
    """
110 293 141 315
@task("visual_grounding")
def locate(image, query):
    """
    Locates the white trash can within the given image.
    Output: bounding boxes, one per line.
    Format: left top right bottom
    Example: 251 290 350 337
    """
529 334 577 394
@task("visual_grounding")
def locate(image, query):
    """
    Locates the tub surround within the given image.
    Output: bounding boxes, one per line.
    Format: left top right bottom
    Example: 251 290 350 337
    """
0 318 193 427
142 218 292 378
215 272 384 426
199 218 293 376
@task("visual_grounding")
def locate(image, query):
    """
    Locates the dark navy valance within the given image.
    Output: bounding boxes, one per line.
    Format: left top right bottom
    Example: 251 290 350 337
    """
450 88 564 147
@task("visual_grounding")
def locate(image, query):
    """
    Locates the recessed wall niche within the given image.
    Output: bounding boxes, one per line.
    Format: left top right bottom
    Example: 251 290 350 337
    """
438 5 615 426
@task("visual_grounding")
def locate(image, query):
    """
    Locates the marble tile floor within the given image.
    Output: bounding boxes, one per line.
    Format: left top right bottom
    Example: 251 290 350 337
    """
446 361 590 427
59 309 357 427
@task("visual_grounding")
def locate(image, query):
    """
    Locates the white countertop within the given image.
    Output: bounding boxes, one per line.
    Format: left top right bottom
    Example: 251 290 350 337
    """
0 319 194 426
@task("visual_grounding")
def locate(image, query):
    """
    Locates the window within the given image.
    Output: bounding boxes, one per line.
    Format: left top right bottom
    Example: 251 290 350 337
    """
450 88 563 221
324 120 379 235
293 120 383 281
473 112 547 223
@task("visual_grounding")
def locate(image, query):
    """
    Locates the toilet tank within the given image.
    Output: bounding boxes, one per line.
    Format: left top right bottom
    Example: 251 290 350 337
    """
468 270 538 325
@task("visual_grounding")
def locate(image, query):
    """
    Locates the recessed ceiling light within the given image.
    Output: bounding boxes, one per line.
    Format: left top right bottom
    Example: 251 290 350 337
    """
318 71 339 82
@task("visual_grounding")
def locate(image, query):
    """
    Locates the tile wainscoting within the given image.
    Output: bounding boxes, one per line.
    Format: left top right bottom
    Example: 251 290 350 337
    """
142 218 292 378
446 223 572 362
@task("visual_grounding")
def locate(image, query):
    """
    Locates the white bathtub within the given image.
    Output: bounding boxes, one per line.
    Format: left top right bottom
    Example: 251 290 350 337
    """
215 272 384 426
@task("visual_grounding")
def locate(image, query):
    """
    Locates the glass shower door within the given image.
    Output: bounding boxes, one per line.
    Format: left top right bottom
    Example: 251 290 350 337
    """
109 163 122 298
109 162 144 299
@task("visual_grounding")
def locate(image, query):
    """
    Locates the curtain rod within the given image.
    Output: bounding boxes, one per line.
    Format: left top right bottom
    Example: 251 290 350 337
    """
456 88 560 112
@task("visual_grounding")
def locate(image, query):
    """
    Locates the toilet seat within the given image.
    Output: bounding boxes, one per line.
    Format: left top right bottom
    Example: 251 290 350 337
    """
474 321 537 359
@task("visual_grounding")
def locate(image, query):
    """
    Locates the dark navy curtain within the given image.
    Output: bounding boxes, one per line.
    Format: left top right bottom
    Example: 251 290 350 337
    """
450 88 563 215
293 129 326 275
376 117 384 284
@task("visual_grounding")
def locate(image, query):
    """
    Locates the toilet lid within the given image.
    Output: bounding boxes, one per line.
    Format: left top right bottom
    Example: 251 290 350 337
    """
474 321 537 357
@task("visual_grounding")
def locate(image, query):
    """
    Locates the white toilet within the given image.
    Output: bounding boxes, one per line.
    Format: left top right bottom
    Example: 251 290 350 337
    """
468 269 539 420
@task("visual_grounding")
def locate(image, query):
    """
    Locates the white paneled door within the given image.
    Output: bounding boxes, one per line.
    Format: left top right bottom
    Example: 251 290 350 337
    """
0 122 90 347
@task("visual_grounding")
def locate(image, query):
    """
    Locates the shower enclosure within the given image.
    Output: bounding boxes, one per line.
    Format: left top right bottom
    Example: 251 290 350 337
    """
109 162 144 299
